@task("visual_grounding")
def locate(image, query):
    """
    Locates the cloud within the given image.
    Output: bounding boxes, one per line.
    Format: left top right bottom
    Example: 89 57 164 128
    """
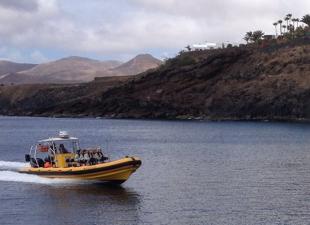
0 0 309 62
0 46 49 63
0 0 38 12
30 50 49 63
0 47 24 62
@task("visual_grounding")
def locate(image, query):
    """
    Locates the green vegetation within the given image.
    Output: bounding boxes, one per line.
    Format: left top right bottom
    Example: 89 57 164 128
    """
302 14 310 26
244 13 310 45
164 53 196 67
243 30 265 44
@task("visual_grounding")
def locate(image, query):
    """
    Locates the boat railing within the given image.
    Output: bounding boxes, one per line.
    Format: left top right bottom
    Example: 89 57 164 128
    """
29 145 33 156
27 142 109 168
28 145 40 167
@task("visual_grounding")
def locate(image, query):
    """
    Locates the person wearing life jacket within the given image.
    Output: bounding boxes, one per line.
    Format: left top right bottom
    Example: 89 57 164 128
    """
74 150 81 166
88 151 98 165
44 161 52 168
80 150 89 165
98 150 108 162
94 150 101 162
86 151 91 165
59 144 69 153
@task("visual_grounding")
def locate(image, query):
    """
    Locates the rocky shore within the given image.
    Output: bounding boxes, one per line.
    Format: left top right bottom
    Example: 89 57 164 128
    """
1 39 310 121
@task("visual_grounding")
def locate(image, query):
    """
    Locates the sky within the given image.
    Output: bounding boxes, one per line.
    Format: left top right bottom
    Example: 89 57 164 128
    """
0 0 309 63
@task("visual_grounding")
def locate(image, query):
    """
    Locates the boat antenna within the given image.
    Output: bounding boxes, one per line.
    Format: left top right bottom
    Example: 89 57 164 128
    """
104 134 111 155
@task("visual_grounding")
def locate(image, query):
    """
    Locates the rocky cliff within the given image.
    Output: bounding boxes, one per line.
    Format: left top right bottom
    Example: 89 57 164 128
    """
1 39 310 121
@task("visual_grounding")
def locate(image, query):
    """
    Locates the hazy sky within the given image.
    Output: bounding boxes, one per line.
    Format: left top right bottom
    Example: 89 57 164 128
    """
0 0 309 63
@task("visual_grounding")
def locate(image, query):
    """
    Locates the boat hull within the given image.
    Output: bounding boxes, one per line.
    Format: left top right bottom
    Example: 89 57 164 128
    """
19 157 141 184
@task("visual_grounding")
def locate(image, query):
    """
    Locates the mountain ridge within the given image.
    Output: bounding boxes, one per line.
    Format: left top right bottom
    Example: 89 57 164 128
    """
0 54 162 84
0 61 37 80
111 54 163 75
1 39 310 121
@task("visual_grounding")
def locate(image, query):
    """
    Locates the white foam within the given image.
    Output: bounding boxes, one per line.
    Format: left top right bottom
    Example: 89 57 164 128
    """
0 161 87 185
0 170 87 185
0 160 28 171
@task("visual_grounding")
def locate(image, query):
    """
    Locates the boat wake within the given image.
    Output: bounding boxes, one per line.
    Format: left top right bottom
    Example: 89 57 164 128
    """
0 170 66 184
0 161 84 185
0 160 28 171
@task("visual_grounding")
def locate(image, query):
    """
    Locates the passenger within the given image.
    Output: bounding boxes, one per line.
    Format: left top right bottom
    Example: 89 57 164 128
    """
50 155 55 167
82 150 89 165
87 151 93 165
98 150 108 162
59 144 69 153
89 151 97 165
44 156 51 163
94 150 101 162
77 150 84 165
95 151 102 162
74 150 81 165
44 161 52 168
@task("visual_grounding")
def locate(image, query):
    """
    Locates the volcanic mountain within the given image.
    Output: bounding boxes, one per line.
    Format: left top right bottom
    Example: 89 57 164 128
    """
0 61 36 80
0 54 162 84
111 54 163 75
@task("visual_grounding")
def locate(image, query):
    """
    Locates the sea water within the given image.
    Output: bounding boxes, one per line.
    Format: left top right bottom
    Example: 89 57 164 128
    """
1 116 310 225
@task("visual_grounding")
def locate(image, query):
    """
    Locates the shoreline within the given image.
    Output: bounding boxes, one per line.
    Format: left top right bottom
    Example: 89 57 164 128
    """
1 114 310 123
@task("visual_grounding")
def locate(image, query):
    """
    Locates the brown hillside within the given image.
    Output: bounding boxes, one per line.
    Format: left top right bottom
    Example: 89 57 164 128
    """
0 54 162 84
111 54 162 76
0 61 36 80
0 39 310 121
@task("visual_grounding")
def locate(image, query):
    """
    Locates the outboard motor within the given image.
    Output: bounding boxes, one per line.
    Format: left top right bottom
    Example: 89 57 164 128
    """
25 154 31 162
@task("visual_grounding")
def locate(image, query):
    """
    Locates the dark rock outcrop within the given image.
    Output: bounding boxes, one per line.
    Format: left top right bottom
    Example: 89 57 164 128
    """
1 39 310 121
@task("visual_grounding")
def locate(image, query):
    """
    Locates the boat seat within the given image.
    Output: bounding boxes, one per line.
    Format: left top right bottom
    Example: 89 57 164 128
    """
44 157 51 163
36 158 44 167
30 158 44 168
88 158 96 165
100 156 109 162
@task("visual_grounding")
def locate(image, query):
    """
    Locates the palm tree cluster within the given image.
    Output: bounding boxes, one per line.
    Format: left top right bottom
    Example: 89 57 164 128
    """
272 13 300 37
273 13 310 37
244 13 310 45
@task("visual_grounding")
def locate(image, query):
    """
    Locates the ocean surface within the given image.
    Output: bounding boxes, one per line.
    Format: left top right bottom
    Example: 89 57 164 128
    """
1 116 310 225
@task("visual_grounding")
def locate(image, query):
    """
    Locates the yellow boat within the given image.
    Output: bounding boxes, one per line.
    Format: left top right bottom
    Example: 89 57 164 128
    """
19 131 141 184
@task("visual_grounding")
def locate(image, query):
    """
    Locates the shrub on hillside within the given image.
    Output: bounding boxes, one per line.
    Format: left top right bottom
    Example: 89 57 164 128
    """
165 54 196 67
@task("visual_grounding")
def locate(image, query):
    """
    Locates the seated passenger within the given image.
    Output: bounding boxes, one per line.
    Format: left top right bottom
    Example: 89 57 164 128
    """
74 150 81 163
97 150 108 162
80 150 89 165
30 158 44 168
44 161 52 168
88 151 98 165
94 150 101 161
85 151 91 165
59 144 69 153
44 156 51 163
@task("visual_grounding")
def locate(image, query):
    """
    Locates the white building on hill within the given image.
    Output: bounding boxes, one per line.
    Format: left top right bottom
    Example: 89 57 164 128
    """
192 42 217 50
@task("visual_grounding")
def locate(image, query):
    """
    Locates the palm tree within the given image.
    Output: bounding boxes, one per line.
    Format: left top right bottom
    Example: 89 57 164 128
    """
301 14 310 27
282 25 287 33
288 24 294 35
296 18 300 28
250 30 265 43
285 16 290 28
286 14 292 26
291 18 297 30
244 31 253 44
278 20 283 34
185 45 191 51
273 22 278 36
